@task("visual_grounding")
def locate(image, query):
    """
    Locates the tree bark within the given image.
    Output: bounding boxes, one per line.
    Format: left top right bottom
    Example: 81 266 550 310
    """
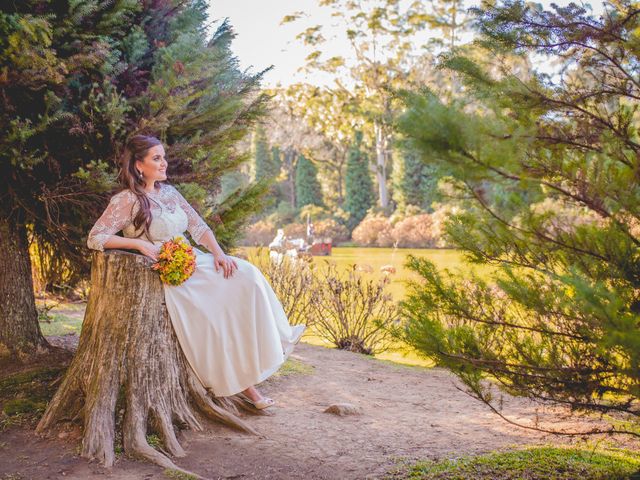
374 120 389 209
36 250 263 477
0 214 49 363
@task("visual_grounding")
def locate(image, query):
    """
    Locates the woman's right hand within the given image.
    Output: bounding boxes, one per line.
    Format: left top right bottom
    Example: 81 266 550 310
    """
137 240 161 261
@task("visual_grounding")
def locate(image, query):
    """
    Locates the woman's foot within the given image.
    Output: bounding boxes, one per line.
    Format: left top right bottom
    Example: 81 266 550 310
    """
240 386 275 409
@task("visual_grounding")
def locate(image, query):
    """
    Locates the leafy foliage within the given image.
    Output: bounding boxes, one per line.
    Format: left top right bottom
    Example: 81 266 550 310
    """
295 154 324 208
344 131 374 230
397 0 640 432
0 0 270 291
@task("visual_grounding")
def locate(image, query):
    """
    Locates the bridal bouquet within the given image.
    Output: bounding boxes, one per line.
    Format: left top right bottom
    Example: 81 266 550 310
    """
152 237 196 286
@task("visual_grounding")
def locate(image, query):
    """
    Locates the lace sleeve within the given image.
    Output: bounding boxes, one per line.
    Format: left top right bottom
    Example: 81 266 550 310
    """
168 185 213 244
87 190 137 251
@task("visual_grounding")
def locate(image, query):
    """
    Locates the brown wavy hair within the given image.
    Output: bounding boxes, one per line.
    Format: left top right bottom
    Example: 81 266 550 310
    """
118 134 163 239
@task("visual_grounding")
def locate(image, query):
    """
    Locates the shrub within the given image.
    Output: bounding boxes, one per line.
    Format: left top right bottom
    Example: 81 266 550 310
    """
391 214 437 248
430 203 460 248
283 222 307 239
240 220 275 246
351 213 394 247
314 218 350 243
248 247 316 327
310 261 399 354
266 201 297 226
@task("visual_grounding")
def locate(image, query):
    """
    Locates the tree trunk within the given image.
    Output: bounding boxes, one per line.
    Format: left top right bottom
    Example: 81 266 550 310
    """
0 214 49 363
284 147 297 207
36 250 263 477
374 120 389 209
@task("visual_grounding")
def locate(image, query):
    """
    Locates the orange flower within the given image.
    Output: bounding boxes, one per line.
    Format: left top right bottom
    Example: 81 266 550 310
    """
152 237 196 285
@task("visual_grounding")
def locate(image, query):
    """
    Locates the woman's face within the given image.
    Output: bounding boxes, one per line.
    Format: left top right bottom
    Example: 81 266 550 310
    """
136 144 168 184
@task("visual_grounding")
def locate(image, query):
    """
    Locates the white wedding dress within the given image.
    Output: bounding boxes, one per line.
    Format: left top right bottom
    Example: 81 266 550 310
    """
87 182 305 397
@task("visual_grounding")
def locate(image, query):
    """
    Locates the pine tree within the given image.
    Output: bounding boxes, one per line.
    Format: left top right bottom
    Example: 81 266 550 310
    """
253 124 279 181
397 0 640 431
270 145 282 178
344 132 374 230
295 154 324 208
0 0 269 362
392 146 440 211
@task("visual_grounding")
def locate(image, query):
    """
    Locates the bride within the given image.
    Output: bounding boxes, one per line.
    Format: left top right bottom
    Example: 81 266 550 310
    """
87 134 306 409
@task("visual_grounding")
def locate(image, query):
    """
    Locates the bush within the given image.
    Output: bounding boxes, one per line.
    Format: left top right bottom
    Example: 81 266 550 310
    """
247 247 316 327
351 213 394 247
310 261 399 354
391 214 437 248
525 197 602 237
352 207 457 248
240 220 275 246
429 203 459 248
283 222 307 239
314 218 350 243
266 201 297 226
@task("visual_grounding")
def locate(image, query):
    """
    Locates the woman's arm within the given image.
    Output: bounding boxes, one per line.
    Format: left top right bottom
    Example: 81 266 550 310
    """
102 236 160 261
197 229 225 257
87 190 160 260
169 185 238 278
194 222 238 279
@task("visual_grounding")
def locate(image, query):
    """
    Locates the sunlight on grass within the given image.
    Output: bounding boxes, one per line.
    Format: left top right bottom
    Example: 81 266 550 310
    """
45 248 475 369
393 446 640 480
301 328 434 368
38 313 82 336
240 246 491 302
272 357 315 378
239 246 475 368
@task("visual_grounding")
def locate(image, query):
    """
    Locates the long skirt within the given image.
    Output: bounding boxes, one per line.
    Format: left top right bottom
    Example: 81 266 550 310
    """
163 248 303 397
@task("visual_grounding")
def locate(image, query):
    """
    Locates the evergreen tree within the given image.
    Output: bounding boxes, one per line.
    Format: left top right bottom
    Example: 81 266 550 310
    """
253 124 279 180
344 132 374 230
0 0 269 362
295 154 323 208
397 0 640 431
392 146 440 212
270 146 282 178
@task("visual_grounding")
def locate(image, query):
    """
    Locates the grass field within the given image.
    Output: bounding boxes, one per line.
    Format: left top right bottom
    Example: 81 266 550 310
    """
238 246 488 368
393 446 640 480
239 246 487 301
40 247 480 369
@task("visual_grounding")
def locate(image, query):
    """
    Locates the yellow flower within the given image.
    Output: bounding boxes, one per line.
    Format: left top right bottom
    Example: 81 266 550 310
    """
152 237 196 285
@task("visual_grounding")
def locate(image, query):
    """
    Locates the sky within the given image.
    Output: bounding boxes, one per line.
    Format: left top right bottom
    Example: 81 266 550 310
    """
206 0 607 88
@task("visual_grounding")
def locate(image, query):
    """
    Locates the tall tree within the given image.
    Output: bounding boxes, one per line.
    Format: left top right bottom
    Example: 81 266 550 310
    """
265 89 331 208
344 132 374 230
398 0 640 432
425 0 473 97
391 146 440 211
252 124 279 181
0 0 269 363
295 154 324 208
283 1 431 209
276 84 363 208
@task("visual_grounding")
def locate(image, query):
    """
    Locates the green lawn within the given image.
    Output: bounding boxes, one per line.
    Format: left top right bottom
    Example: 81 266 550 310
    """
36 300 85 336
240 246 487 301
238 246 486 368
393 446 640 480
41 248 477 369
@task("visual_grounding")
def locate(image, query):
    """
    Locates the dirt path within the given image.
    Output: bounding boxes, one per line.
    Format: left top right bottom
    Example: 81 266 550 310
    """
1 341 637 479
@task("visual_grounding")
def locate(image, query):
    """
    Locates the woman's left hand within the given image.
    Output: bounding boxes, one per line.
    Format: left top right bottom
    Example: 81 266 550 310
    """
213 252 238 279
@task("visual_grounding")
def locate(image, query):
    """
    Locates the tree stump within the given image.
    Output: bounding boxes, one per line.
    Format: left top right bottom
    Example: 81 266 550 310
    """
36 250 261 475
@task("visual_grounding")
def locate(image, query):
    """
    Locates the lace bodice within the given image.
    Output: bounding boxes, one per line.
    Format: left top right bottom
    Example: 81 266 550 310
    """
87 183 213 251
